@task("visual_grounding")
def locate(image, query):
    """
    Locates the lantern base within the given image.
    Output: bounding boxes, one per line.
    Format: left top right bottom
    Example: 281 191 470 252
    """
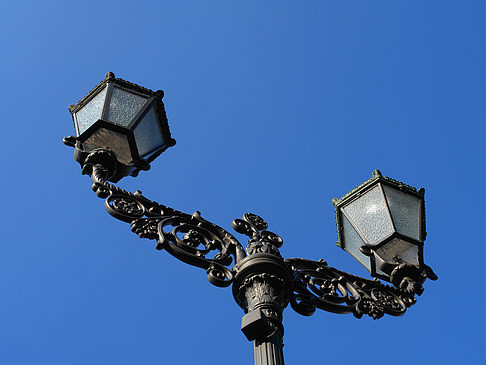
63 137 145 182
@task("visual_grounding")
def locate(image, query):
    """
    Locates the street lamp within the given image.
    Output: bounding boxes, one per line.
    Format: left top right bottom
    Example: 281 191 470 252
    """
63 72 175 182
63 73 437 365
332 169 436 291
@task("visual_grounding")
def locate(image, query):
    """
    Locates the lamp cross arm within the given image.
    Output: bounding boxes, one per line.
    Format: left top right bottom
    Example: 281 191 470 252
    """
76 149 437 321
284 257 435 320
81 149 247 288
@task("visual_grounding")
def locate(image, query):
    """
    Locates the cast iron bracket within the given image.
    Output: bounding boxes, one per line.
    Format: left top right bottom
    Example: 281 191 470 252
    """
69 148 437 339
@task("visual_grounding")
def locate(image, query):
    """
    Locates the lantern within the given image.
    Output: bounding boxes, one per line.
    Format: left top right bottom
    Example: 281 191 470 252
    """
65 72 175 181
332 170 426 282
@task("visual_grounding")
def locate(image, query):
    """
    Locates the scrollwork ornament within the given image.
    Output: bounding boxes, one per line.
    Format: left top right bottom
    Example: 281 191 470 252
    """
131 218 161 240
206 263 234 287
290 294 316 316
82 150 245 288
244 213 268 231
232 219 254 236
232 213 283 257
260 231 283 248
286 258 412 320
105 195 145 222
371 288 405 314
358 298 383 320
182 229 208 251
246 238 282 256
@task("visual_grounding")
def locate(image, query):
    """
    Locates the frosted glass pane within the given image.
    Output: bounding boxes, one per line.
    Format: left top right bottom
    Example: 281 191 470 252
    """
134 106 165 156
375 265 389 278
342 185 393 245
107 87 147 127
342 215 371 272
75 87 107 136
374 238 419 266
82 127 133 165
383 185 421 241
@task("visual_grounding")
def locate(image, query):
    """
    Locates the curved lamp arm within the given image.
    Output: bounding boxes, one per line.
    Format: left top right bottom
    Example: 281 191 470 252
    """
81 149 246 288
285 258 436 320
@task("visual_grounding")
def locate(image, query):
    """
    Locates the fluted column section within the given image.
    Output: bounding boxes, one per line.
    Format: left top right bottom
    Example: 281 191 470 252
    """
254 332 285 365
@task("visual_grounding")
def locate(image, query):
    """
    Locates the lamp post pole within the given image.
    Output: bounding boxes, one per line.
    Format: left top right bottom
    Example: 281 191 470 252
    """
234 253 290 365
64 73 437 365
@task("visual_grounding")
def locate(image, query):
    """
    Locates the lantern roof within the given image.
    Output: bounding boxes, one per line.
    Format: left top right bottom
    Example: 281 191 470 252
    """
332 170 425 251
69 72 164 113
332 170 424 209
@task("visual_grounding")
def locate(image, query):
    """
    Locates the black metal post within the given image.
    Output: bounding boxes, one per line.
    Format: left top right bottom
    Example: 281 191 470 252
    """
231 227 293 365
253 332 285 365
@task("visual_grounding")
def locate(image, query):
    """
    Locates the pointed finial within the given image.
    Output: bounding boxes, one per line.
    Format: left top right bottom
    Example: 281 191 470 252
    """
372 169 382 178
105 71 116 80
62 136 77 147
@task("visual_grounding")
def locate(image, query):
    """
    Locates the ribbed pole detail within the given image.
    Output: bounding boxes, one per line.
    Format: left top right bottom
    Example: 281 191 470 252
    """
254 332 285 365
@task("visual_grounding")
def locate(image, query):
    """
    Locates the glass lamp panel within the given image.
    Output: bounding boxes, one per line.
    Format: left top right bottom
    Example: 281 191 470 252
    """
143 149 161 162
374 238 419 266
342 215 372 272
82 127 134 165
382 185 421 241
374 265 389 278
342 185 394 246
75 86 108 136
107 87 148 127
133 105 165 156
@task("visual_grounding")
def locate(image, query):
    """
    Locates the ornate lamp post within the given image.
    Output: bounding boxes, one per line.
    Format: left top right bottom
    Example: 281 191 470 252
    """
64 73 437 365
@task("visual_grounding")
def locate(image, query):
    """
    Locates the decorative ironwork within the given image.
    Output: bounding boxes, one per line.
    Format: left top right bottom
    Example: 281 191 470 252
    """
232 213 283 257
240 273 286 329
285 258 421 319
82 149 246 288
76 148 435 322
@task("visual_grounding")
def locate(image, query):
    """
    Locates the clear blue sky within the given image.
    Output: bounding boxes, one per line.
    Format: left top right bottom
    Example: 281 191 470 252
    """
0 1 484 364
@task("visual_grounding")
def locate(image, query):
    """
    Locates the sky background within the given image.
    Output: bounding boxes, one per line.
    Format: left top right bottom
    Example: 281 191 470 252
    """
0 1 484 364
